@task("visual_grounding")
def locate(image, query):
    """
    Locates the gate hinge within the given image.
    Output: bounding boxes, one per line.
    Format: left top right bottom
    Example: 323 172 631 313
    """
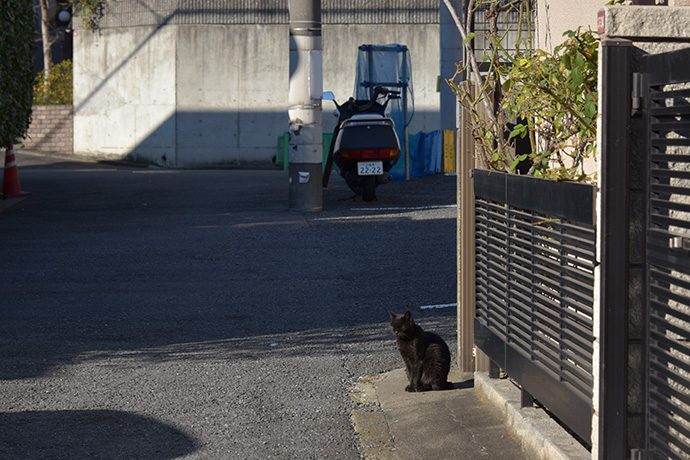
669 236 690 251
632 72 644 117
630 448 645 460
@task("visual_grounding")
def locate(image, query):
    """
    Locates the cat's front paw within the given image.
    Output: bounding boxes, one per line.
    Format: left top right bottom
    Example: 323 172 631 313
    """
405 385 415 392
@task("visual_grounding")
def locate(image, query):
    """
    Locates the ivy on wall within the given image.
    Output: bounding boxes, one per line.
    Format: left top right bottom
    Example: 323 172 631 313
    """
71 0 103 30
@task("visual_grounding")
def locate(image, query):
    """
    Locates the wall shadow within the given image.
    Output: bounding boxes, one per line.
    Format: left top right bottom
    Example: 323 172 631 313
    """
87 108 442 168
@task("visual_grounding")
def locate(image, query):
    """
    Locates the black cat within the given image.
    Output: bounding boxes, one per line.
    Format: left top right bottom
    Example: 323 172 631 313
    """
389 310 452 392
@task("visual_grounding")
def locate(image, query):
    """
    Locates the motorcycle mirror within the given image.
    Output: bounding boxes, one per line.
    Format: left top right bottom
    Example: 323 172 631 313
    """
323 91 335 101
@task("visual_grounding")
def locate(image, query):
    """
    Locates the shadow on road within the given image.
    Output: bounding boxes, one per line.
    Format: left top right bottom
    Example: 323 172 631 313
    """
0 409 197 459
0 160 458 458
1 167 458 380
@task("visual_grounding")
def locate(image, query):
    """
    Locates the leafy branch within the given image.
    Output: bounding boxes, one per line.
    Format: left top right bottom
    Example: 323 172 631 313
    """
444 0 599 182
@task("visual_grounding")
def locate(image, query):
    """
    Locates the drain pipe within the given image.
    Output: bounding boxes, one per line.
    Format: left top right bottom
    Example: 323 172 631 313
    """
288 0 323 212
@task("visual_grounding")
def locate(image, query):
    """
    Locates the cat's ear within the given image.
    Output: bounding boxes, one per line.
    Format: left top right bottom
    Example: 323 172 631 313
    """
403 310 412 320
389 310 397 319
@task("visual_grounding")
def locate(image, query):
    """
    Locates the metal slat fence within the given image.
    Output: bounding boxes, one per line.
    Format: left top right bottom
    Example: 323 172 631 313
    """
473 170 596 444
88 0 439 28
645 47 690 460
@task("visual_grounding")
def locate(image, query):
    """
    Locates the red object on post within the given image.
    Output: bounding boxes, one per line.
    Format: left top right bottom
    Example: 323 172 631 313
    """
597 10 606 35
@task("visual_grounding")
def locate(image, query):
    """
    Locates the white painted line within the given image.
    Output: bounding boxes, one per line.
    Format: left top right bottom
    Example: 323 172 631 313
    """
419 303 457 310
351 205 455 212
71 169 117 172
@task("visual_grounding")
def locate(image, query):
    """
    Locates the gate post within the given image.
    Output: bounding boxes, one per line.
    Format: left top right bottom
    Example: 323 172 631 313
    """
596 38 633 460
458 81 485 372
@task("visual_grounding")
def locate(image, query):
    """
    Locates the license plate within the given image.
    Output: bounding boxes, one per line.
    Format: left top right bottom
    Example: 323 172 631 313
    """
358 161 383 176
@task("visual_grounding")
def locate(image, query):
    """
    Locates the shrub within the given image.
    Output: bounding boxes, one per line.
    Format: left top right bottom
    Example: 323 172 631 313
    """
0 0 35 146
33 60 73 105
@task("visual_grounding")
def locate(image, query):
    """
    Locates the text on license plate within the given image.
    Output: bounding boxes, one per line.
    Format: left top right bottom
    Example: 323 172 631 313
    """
358 161 383 176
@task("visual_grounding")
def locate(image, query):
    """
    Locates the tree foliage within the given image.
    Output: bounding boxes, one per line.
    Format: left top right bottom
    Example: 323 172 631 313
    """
0 0 35 147
445 0 599 182
498 28 599 181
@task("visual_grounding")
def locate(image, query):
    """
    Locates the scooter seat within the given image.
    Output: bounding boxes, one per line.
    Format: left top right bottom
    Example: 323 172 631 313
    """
350 114 385 120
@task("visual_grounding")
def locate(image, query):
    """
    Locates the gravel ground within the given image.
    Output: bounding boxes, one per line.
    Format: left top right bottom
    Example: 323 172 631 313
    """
1 153 458 459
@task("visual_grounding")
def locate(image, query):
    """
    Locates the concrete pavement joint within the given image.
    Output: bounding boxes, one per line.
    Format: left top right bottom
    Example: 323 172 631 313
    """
350 373 399 460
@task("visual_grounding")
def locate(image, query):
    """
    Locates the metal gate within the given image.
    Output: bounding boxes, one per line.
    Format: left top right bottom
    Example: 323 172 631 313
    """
473 170 596 444
645 47 690 460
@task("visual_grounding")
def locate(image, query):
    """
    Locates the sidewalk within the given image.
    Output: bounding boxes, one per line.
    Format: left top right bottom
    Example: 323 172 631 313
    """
350 368 591 460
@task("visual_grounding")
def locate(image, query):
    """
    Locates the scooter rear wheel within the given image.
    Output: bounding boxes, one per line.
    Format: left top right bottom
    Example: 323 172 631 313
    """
362 176 376 202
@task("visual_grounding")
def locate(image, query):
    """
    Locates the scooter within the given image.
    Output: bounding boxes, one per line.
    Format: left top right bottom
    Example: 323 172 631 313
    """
323 86 402 202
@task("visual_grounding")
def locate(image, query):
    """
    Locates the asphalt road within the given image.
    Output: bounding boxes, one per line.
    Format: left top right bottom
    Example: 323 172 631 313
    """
0 152 458 459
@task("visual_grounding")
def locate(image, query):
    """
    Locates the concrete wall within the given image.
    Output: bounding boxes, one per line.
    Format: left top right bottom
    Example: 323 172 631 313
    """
73 23 441 167
175 25 289 168
536 0 609 51
73 26 177 163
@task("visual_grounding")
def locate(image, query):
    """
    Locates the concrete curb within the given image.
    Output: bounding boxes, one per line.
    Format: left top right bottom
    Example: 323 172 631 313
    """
349 373 399 460
474 372 591 460
14 149 104 164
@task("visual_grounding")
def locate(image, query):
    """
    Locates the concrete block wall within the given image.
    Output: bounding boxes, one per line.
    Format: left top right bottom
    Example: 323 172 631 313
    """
23 105 73 154
73 25 177 164
73 23 442 168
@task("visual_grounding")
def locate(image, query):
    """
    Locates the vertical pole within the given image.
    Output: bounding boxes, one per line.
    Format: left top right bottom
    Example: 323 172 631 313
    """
459 81 478 372
596 38 632 460
288 0 323 212
440 0 463 131
456 128 463 369
404 121 410 180
367 46 374 95
402 50 410 181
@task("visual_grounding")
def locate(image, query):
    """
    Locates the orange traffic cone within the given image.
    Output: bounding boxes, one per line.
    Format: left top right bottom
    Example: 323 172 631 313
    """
2 144 31 198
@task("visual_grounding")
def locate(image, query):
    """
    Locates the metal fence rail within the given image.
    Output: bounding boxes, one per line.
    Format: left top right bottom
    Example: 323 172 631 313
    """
473 169 596 444
90 0 439 28
645 47 690 460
